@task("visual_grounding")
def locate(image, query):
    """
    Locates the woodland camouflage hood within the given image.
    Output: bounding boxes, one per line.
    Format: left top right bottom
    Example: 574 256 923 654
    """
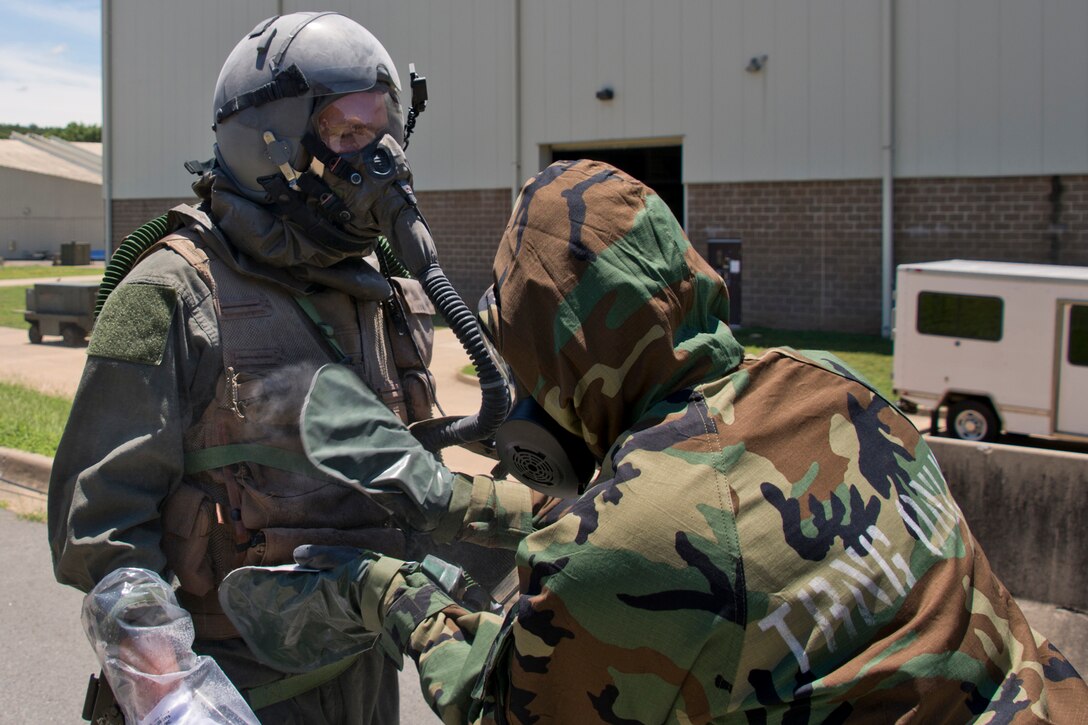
489 160 745 459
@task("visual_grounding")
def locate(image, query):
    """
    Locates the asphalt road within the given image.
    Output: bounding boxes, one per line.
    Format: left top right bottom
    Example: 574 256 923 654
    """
0 507 99 722
0 506 441 723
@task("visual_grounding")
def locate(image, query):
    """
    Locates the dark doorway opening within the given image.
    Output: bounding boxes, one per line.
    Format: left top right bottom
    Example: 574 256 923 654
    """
551 145 683 227
707 239 743 326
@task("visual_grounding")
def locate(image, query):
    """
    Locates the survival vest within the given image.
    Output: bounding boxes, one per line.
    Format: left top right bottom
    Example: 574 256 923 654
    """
142 205 437 639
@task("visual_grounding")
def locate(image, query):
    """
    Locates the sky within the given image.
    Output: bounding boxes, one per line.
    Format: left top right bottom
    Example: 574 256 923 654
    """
0 0 101 127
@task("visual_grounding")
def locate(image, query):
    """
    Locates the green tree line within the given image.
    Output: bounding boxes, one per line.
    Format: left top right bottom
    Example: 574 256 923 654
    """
0 122 101 142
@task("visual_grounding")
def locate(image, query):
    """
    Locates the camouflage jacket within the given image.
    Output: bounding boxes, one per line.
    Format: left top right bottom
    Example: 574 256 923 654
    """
401 160 1088 723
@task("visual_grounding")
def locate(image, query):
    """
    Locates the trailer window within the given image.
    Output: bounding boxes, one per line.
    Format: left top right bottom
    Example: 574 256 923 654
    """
1070 305 1088 366
916 292 1003 341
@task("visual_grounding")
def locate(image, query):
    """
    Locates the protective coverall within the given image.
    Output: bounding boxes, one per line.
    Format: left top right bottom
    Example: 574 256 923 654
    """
48 169 536 723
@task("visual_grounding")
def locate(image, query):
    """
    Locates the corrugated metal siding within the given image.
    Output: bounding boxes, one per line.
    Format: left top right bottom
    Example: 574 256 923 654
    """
897 0 1088 177
109 0 279 199
110 0 513 196
0 169 103 254
520 0 885 183
107 0 1088 198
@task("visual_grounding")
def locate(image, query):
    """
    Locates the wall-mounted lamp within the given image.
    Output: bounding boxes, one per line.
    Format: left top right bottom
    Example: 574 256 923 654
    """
745 55 768 73
595 86 615 101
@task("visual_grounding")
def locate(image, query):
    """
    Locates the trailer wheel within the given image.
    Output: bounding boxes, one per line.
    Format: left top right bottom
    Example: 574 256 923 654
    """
28 323 42 344
61 324 86 347
947 400 998 442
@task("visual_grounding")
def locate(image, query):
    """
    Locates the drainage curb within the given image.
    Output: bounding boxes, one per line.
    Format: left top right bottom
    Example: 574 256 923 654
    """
0 446 52 494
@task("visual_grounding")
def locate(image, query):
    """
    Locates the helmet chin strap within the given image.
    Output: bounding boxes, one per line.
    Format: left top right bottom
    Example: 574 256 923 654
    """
253 128 382 253
256 173 374 255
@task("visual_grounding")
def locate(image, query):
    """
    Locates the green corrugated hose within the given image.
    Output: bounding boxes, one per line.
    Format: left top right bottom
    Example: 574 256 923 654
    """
94 214 172 318
376 235 412 279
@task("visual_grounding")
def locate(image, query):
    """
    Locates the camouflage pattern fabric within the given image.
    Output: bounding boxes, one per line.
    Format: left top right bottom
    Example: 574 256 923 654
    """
399 160 1088 723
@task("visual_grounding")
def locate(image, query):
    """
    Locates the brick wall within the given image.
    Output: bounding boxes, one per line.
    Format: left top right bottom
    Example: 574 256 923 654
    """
111 197 194 249
894 176 1088 267
415 188 512 304
688 179 885 333
688 175 1088 334
114 175 1087 335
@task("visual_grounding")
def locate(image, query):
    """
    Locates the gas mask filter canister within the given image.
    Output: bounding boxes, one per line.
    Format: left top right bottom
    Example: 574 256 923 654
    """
494 396 597 498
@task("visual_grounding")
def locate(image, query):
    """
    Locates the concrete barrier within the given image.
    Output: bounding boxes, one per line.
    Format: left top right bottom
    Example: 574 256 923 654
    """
927 436 1088 612
6 437 1085 611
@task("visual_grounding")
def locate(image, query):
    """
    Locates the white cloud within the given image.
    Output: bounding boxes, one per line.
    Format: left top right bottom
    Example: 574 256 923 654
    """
0 1 101 125
0 42 101 125
0 0 99 38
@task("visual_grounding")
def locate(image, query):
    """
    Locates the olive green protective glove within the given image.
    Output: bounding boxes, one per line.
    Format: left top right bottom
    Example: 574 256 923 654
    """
218 546 460 671
301 364 465 541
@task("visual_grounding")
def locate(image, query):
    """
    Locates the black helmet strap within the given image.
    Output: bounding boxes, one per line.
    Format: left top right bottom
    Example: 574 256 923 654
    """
215 64 311 126
256 172 370 254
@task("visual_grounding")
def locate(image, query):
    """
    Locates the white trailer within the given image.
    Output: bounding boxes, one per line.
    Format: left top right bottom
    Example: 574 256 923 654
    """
892 259 1088 442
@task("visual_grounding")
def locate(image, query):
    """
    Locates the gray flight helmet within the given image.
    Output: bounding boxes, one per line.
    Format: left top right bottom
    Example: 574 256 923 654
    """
212 11 403 202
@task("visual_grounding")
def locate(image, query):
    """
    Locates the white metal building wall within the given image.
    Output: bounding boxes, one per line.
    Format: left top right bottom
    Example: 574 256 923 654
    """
0 169 103 256
896 0 1088 177
106 0 1088 199
520 0 885 184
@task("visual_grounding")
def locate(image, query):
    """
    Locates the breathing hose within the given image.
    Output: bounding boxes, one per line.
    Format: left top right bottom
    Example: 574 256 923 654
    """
94 214 173 318
383 203 511 453
413 263 511 452
375 236 412 279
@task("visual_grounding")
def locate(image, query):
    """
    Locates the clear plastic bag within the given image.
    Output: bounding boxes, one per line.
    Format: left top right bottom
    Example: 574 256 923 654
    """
82 568 259 724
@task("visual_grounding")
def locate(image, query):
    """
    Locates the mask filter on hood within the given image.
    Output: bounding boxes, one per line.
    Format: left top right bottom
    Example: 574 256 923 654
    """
494 397 596 498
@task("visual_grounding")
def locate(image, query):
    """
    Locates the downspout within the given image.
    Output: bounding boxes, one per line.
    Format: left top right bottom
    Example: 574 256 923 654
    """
512 0 523 201
880 0 895 338
101 0 113 262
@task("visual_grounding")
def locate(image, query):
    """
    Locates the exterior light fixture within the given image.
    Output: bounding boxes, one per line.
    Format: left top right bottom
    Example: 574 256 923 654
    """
745 55 768 73
595 87 615 101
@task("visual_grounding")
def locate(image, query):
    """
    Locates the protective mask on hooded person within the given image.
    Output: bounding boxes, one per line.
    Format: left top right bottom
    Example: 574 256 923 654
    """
476 284 597 498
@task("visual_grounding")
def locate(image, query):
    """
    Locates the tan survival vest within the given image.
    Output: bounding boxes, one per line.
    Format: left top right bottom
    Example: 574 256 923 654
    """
153 214 436 639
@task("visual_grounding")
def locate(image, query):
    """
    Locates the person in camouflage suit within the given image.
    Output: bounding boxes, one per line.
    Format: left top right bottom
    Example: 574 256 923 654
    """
226 159 1088 723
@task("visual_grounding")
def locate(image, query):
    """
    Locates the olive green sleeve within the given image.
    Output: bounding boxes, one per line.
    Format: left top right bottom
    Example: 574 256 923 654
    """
87 283 177 365
48 253 221 592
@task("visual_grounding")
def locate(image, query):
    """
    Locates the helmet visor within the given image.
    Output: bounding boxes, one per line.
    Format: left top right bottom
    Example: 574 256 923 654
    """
314 90 391 154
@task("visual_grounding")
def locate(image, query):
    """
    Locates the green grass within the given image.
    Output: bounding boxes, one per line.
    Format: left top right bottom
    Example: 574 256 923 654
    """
461 327 893 400
0 286 29 329
0 381 72 457
0 500 47 523
732 327 893 400
0 265 101 281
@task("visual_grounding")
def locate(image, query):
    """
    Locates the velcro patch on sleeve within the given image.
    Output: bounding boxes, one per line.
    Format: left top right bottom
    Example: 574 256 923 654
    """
88 283 178 365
